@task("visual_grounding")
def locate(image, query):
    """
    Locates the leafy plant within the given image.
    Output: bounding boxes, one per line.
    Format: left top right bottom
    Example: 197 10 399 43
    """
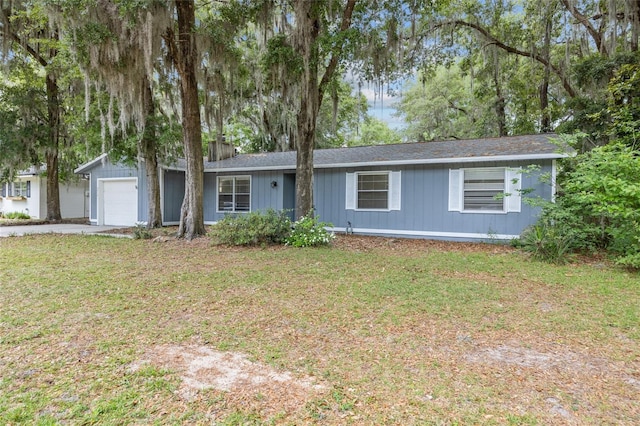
132 222 153 240
519 223 572 264
209 209 292 246
521 142 640 269
285 213 334 247
2 211 31 220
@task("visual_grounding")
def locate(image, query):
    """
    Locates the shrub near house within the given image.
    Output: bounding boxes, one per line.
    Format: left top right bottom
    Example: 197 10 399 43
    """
521 143 640 268
1 211 31 220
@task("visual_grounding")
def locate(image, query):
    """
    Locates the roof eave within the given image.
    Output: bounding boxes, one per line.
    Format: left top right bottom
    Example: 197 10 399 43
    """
74 153 108 174
201 152 572 173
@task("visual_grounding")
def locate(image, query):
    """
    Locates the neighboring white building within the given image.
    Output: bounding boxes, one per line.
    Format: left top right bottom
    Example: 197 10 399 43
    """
0 166 89 219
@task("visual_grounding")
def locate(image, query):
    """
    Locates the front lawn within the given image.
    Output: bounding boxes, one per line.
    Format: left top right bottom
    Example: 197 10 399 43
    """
1 234 638 424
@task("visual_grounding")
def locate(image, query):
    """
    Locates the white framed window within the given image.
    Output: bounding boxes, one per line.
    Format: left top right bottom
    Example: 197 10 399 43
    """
217 176 250 212
449 167 521 213
346 171 401 211
11 181 30 198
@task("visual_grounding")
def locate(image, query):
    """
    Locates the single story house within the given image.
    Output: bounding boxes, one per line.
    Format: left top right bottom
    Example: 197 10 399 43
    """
74 134 572 241
0 166 89 219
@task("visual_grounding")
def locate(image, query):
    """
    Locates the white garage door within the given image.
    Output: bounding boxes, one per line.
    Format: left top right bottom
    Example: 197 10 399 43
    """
100 179 138 226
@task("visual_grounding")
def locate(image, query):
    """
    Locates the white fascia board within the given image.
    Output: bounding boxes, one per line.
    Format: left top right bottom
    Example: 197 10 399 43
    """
74 153 108 174
204 165 295 173
201 153 571 173
316 153 572 169
162 165 187 172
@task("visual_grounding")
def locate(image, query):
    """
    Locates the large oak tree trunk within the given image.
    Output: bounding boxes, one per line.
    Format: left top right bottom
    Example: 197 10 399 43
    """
290 0 355 219
140 77 162 228
295 115 316 219
174 0 205 239
45 71 62 221
293 0 321 219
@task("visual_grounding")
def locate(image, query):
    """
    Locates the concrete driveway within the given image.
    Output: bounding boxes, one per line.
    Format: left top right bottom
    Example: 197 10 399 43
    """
0 223 129 237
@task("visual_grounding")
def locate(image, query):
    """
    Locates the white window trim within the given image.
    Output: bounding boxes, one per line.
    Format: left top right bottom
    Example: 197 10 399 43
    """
346 171 401 211
11 180 30 198
216 175 251 213
449 167 521 214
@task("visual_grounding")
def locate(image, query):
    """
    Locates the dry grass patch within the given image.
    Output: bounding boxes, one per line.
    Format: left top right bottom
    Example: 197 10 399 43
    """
1 233 638 424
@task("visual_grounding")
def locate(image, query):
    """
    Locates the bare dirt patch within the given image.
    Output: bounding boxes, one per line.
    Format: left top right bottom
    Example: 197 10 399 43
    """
465 343 610 372
332 233 515 254
460 340 640 423
129 344 325 418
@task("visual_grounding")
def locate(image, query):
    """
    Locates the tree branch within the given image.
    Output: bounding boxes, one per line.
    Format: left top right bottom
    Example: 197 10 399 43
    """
318 0 356 102
447 99 468 115
162 27 183 77
559 0 606 55
0 10 49 68
435 19 577 98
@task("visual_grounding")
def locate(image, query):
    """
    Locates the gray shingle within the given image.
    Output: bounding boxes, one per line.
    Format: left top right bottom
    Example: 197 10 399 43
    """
168 134 571 172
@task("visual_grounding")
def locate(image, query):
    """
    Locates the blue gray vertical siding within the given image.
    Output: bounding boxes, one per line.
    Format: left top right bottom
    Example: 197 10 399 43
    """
163 170 185 223
84 156 554 240
208 171 283 222
202 159 552 239
310 160 552 239
282 173 296 220
203 173 216 221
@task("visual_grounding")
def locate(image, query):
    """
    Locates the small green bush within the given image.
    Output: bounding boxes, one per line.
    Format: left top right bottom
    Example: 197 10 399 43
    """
285 214 335 247
210 209 292 246
3 211 31 220
132 222 153 240
519 223 573 264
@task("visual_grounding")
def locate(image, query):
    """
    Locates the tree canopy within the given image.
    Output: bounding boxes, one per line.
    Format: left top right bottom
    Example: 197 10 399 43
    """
1 0 639 233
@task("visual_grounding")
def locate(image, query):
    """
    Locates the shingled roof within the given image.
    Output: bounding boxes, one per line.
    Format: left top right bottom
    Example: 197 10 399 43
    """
167 133 571 173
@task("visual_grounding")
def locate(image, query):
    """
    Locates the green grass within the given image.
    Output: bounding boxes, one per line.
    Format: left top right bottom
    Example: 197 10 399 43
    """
1 234 639 424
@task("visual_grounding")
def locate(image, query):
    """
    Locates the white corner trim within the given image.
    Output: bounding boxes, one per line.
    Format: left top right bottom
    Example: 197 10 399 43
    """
551 159 558 202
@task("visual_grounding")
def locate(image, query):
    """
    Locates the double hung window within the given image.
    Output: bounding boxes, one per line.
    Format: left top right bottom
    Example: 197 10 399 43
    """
217 176 250 212
463 168 505 211
345 171 401 211
357 173 389 210
449 167 521 213
11 181 30 198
